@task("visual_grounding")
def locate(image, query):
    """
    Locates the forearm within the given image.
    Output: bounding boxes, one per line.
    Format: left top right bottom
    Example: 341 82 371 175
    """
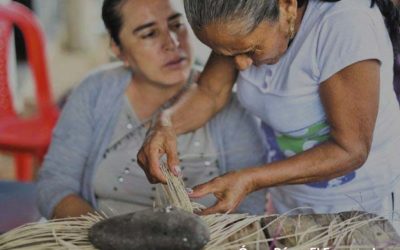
248 140 368 191
52 194 95 219
166 52 237 134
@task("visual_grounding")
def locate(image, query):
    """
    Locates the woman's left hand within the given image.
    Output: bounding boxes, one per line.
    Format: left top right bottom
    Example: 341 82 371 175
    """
188 169 256 215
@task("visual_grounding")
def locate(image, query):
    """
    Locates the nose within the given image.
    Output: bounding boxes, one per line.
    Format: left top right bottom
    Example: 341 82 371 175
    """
233 55 253 71
163 31 180 51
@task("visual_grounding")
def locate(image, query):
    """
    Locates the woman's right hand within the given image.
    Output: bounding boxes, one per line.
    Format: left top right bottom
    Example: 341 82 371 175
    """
137 111 181 184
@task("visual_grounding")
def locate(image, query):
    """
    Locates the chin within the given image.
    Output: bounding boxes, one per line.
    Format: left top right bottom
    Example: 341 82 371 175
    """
160 74 189 87
168 69 191 82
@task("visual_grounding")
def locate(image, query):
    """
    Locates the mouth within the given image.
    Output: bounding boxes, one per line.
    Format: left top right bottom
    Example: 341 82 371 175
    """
164 56 187 69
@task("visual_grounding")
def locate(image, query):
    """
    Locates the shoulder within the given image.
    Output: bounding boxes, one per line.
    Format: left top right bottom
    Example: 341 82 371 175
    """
310 0 390 82
58 62 130 126
65 62 131 109
75 62 131 94
314 0 376 16
314 0 383 30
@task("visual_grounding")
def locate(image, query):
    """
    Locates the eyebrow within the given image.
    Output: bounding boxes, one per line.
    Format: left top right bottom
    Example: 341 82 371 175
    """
168 13 182 22
133 13 182 34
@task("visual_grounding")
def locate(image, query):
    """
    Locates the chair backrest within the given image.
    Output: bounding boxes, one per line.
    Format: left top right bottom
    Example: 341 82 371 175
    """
0 2 57 119
0 15 14 119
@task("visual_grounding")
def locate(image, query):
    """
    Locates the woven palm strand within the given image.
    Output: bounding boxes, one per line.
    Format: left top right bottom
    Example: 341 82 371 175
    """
0 160 393 249
0 212 391 249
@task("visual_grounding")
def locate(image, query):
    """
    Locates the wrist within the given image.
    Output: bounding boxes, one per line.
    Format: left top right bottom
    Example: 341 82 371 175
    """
235 168 257 195
159 109 173 128
155 109 179 135
241 167 265 193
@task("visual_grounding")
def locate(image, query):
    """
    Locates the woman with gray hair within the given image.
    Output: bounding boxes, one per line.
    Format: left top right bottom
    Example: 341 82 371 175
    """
138 0 400 226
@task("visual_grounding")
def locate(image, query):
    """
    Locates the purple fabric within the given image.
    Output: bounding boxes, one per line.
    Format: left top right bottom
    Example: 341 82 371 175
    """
261 122 357 189
261 122 285 163
394 54 400 104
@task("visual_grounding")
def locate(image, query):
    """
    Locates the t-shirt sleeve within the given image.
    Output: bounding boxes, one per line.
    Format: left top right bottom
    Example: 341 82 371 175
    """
316 10 383 83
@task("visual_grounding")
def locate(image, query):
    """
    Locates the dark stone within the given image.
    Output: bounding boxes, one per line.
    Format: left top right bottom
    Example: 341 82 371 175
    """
88 206 210 250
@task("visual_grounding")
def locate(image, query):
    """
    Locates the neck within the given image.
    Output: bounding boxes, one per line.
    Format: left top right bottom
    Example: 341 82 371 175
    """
126 74 187 121
288 0 308 46
295 0 308 34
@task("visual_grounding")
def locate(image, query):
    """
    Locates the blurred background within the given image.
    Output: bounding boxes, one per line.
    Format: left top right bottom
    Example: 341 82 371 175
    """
0 0 211 181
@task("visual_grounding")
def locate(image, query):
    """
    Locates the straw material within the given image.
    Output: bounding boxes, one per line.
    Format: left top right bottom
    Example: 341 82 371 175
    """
1 160 398 249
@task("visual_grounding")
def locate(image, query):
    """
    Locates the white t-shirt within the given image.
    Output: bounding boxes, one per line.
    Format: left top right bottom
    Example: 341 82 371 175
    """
237 0 400 215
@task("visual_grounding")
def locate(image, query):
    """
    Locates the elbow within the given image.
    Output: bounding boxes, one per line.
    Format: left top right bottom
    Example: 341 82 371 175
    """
345 143 370 170
332 132 372 171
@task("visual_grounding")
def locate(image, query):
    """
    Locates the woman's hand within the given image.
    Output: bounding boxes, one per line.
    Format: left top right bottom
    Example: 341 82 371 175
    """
137 53 236 183
137 111 181 184
189 169 257 215
52 194 95 219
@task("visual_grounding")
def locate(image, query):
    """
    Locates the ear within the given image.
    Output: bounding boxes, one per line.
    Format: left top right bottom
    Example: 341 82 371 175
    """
111 41 130 67
278 0 298 20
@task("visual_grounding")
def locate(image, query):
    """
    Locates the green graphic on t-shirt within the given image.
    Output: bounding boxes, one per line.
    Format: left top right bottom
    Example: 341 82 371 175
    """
276 121 330 157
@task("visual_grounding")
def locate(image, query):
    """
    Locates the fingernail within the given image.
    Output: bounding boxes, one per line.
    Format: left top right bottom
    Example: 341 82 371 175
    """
186 188 193 194
174 165 182 176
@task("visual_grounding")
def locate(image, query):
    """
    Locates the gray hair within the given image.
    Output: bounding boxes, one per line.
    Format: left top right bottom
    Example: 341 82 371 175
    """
183 0 279 35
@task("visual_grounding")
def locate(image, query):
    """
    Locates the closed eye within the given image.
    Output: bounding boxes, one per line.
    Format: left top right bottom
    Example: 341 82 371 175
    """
141 30 157 39
246 50 256 57
171 22 184 30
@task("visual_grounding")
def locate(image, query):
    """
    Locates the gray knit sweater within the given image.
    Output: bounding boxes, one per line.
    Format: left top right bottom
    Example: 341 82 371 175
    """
37 63 268 218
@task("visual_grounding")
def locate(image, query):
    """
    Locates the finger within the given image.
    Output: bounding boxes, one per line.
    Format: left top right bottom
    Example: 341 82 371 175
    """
147 165 167 184
137 145 166 184
189 181 215 198
197 202 231 215
143 172 158 184
136 148 147 169
148 146 167 184
164 137 180 176
137 148 152 178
